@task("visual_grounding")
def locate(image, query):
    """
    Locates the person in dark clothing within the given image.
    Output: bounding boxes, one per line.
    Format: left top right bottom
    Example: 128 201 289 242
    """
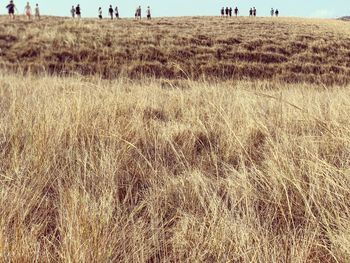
229 7 232 17
221 7 224 17
109 5 113 19
253 7 256 17
6 0 17 19
225 7 229 17
115 6 119 19
249 8 253 17
75 4 81 19
98 7 102 19
275 9 279 17
234 7 239 17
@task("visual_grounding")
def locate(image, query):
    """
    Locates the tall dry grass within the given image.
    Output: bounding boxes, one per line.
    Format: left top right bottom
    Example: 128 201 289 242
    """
1 73 350 262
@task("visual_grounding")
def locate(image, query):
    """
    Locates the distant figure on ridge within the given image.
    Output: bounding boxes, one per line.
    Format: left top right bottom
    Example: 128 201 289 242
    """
115 6 119 19
70 5 75 18
271 8 274 17
135 6 141 19
75 4 81 19
275 9 279 17
253 7 257 17
109 5 113 19
234 7 239 17
221 7 224 17
225 7 229 17
229 7 232 17
98 7 102 19
6 0 17 19
249 8 253 17
24 2 31 20
146 6 151 20
35 3 40 19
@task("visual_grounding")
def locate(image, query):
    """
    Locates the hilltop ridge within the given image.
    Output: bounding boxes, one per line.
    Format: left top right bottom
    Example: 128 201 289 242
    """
1 16 350 84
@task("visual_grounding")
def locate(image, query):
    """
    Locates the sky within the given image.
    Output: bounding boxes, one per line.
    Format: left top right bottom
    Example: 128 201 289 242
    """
3 0 349 18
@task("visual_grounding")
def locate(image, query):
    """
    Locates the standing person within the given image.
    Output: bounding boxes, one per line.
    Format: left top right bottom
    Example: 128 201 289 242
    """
70 5 75 18
6 0 17 19
34 3 40 19
24 2 31 20
229 7 232 17
98 7 102 19
234 6 238 17
225 7 229 17
109 5 113 19
221 7 224 17
146 6 151 20
75 4 81 19
249 8 253 17
253 7 256 17
115 6 119 19
271 8 274 17
275 9 279 17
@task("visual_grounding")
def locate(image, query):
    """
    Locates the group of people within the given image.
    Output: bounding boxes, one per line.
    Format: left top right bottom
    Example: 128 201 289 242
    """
70 5 81 19
249 7 257 17
221 7 239 17
221 6 280 17
6 1 40 19
135 6 152 20
270 8 280 17
98 5 119 20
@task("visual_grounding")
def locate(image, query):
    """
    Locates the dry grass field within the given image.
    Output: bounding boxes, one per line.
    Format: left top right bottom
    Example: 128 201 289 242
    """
1 16 350 262
1 16 350 84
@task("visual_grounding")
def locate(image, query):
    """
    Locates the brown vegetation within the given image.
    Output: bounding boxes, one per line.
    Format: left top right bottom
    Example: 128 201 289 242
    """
1 16 350 84
1 74 350 262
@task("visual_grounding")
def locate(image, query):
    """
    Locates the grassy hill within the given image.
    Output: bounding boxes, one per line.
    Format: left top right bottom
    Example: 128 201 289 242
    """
1 16 350 84
1 16 350 262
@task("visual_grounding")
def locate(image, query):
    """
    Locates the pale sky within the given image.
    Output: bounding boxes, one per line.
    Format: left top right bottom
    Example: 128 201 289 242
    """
3 0 349 18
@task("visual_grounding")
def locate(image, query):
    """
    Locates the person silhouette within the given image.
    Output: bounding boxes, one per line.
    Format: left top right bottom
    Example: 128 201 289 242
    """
35 3 40 19
146 6 151 20
24 2 31 20
275 9 279 17
249 8 253 17
253 7 256 17
271 8 274 17
221 7 224 17
75 4 81 19
6 0 17 19
70 5 75 18
234 7 238 17
98 7 102 19
115 6 119 19
109 5 113 19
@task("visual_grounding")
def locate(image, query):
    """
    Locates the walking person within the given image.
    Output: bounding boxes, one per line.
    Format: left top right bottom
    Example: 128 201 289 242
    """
24 2 31 20
271 8 274 17
70 5 75 18
34 3 40 19
75 4 81 19
98 7 102 19
249 8 253 17
109 5 113 19
6 0 17 19
225 7 229 17
275 9 279 17
253 7 256 17
115 6 119 19
146 6 151 20
221 7 224 17
229 7 232 17
234 6 238 17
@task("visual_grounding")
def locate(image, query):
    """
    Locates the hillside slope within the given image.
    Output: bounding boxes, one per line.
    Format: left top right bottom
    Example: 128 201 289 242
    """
1 16 350 84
